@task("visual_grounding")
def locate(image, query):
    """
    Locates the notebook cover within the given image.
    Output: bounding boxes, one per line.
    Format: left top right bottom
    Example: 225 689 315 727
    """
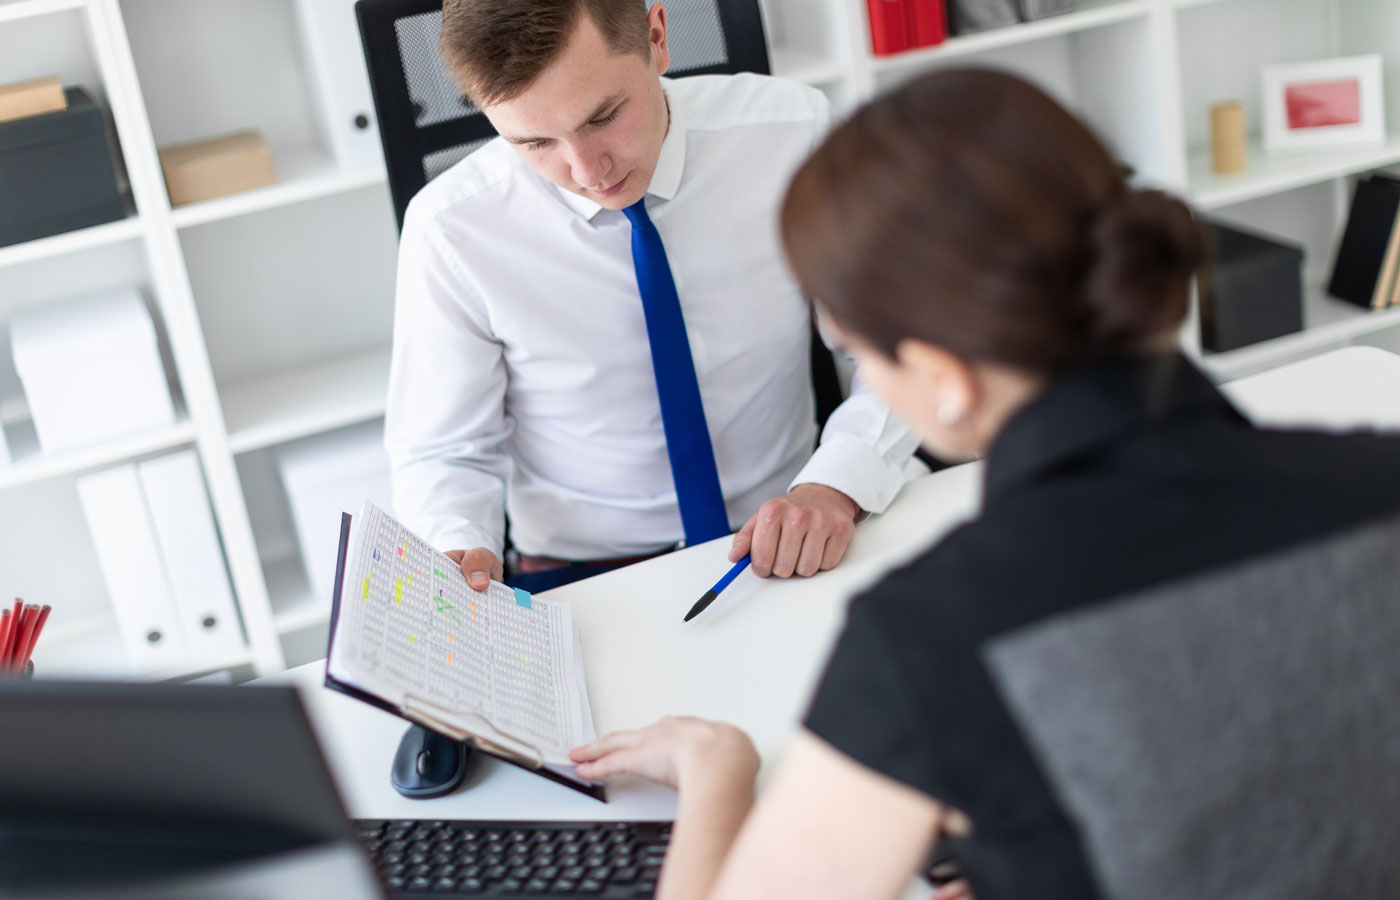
323 513 607 802
1328 176 1400 308
867 0 911 56
907 0 948 47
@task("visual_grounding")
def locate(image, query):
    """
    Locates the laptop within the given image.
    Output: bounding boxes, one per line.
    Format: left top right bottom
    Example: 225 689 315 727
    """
0 679 383 899
0 680 673 899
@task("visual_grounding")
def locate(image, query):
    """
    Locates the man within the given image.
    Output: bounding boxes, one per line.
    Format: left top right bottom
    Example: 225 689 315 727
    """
385 0 919 592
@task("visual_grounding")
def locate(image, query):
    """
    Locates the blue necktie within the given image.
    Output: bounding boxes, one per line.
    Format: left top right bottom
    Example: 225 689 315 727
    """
623 198 730 545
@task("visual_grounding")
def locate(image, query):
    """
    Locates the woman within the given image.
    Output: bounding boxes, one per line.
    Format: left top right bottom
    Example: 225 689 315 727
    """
569 69 1400 899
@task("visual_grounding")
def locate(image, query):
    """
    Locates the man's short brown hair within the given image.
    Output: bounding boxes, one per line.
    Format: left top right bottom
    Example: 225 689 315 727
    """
441 0 651 106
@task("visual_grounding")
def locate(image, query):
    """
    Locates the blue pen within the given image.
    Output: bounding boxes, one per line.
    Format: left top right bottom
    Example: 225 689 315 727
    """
684 554 751 622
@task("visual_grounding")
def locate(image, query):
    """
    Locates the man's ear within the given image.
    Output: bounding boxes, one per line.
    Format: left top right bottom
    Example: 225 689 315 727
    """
648 2 670 74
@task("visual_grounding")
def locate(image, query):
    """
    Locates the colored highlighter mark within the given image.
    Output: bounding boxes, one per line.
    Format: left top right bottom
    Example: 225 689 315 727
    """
407 573 413 586
448 633 454 644
433 596 463 627
434 567 450 579
447 652 454 665
398 540 407 559
514 588 533 609
362 574 370 601
394 578 403 604
408 634 416 645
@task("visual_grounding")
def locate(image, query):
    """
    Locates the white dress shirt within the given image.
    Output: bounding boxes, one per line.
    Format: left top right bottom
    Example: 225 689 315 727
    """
385 73 919 560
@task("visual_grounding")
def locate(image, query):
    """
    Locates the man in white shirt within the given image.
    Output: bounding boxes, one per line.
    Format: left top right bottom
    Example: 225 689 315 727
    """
386 0 919 592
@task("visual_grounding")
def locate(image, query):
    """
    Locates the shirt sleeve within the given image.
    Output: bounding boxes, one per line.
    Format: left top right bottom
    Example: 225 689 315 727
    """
383 203 512 557
804 597 943 800
790 311 922 513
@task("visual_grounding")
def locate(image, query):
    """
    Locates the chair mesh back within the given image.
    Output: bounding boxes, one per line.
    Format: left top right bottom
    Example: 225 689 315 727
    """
394 10 478 128
423 138 491 182
357 0 769 229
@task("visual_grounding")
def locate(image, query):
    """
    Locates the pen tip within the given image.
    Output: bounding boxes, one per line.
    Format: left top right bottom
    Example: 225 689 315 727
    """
683 590 718 623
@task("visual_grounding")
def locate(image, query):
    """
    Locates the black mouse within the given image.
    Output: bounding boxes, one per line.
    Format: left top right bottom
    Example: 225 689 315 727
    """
391 724 473 798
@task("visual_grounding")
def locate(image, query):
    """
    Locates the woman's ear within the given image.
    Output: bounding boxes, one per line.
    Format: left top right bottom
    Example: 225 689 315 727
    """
893 339 977 426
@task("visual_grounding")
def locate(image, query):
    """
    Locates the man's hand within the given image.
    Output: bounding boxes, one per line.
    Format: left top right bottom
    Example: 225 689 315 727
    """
729 483 860 578
445 547 504 592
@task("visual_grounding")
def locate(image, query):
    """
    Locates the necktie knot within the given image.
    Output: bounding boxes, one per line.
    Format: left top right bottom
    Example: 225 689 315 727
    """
622 198 650 228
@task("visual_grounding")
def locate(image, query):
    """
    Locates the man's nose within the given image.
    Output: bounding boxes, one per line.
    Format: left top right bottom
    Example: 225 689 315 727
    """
568 142 612 189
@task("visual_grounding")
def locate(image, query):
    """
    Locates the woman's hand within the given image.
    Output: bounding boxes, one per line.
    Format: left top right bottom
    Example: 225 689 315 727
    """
569 716 759 791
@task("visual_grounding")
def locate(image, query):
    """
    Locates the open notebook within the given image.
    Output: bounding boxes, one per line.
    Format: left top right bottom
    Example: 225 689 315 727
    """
324 502 605 800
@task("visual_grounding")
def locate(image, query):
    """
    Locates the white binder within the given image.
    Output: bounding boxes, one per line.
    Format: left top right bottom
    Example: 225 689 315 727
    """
75 465 189 673
137 451 246 663
293 0 383 170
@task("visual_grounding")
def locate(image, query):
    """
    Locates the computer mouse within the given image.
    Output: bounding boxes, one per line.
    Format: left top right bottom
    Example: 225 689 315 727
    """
390 724 473 799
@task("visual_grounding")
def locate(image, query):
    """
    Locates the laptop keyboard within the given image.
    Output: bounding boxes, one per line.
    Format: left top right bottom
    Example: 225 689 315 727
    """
355 819 672 898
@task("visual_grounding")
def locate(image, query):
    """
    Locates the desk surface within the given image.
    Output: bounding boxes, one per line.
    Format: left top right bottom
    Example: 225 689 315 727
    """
267 346 1400 823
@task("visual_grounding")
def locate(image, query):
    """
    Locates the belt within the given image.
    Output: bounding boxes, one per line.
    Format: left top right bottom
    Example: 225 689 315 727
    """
516 546 676 574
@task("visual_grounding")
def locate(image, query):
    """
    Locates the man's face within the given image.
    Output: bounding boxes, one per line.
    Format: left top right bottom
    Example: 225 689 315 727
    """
481 7 671 211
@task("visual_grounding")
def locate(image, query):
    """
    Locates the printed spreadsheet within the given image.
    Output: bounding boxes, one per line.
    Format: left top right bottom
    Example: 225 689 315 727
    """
328 502 593 764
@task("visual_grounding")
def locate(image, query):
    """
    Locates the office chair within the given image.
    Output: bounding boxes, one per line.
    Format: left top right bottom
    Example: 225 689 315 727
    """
354 0 843 428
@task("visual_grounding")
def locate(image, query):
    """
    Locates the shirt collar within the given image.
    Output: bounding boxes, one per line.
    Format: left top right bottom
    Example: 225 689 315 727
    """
983 354 1246 504
554 77 686 221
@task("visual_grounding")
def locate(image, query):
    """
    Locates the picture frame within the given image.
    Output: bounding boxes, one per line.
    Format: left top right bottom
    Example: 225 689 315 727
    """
1261 54 1386 153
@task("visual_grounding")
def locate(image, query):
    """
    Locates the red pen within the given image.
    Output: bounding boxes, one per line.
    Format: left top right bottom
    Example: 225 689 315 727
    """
0 610 11 668
20 605 51 669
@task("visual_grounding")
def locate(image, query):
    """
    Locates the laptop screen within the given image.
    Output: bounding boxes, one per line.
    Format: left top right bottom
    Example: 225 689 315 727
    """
0 680 361 892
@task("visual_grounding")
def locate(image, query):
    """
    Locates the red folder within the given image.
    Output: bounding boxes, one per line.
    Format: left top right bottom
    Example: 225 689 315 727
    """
867 0 911 56
907 0 948 48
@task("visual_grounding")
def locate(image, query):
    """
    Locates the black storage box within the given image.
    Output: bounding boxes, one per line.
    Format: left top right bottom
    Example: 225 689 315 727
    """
1199 221 1305 353
0 87 126 248
1017 0 1076 20
948 0 1019 35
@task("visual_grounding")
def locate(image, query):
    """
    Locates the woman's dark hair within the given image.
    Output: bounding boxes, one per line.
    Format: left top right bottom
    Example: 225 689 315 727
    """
781 68 1205 374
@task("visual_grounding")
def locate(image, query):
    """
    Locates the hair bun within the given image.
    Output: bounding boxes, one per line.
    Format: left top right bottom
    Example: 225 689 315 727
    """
1082 188 1204 354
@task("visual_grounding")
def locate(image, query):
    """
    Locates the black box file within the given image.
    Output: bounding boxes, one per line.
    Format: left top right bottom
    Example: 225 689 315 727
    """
0 87 126 248
1200 221 1305 354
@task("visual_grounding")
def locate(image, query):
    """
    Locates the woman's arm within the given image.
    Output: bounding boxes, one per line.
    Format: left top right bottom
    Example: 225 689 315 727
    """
572 723 957 900
710 729 946 900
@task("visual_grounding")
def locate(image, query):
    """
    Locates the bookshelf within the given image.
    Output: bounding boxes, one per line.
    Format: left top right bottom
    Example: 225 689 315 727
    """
2 0 1399 681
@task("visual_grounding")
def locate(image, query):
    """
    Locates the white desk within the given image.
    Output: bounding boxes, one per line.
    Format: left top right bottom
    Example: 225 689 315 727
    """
266 346 1400 823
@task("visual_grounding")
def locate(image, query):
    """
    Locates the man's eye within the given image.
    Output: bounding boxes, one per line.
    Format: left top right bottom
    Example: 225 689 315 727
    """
591 109 620 127
528 139 550 151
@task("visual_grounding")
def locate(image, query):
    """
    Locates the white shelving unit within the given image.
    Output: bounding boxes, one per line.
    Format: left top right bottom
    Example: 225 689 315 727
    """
3 0 1397 680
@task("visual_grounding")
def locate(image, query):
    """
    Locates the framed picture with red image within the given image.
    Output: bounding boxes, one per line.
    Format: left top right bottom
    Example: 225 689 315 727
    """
1262 54 1386 153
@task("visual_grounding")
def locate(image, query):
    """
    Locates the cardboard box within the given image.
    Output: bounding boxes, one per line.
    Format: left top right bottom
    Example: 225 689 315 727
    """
158 131 278 206
0 87 125 248
0 75 66 123
10 289 177 453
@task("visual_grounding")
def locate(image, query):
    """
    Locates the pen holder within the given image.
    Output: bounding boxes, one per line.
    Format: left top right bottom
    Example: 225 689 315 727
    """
3 660 33 679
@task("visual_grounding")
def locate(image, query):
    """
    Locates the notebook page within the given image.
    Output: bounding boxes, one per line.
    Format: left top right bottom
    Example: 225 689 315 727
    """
328 502 588 764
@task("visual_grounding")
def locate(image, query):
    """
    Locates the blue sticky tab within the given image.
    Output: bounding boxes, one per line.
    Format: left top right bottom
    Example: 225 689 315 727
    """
514 588 533 609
